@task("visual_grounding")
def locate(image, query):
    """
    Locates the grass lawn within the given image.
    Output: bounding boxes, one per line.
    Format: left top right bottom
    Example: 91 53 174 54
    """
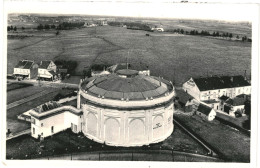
7 83 33 92
8 25 251 86
174 113 250 162
216 112 249 129
7 85 46 104
6 125 208 160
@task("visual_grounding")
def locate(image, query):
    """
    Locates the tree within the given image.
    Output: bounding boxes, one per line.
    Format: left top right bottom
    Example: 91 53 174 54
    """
10 25 13 30
242 99 251 130
44 24 50 29
229 33 233 39
180 29 184 34
51 24 56 29
7 26 10 31
216 31 220 37
22 27 25 30
37 24 44 30
236 35 239 39
242 36 248 42
14 26 17 31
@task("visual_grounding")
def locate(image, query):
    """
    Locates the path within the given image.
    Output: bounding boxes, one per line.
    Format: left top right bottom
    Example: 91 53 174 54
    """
6 129 31 141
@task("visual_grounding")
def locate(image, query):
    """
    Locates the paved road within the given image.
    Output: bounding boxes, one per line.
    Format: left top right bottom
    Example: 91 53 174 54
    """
7 89 56 110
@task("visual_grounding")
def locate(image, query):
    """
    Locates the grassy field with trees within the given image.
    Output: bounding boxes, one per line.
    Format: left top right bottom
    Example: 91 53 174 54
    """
7 22 251 85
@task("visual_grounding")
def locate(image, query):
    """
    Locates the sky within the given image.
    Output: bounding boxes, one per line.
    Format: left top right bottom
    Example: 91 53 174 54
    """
4 1 259 22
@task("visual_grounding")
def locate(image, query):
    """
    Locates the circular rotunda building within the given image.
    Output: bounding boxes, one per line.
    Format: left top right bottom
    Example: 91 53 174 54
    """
78 69 175 147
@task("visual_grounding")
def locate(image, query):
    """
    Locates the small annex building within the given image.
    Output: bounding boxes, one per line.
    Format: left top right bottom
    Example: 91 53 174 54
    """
13 60 38 79
174 89 199 112
30 101 83 140
223 94 250 117
196 103 216 121
37 60 57 81
109 63 150 76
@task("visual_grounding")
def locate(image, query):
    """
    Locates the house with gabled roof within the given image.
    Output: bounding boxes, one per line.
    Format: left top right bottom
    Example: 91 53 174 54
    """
196 103 216 121
37 60 57 81
13 60 38 79
183 75 251 110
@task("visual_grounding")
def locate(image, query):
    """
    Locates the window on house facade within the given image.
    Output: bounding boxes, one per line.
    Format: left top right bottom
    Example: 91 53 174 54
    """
71 123 73 130
213 92 216 98
41 123 43 127
31 118 36 124
33 128 35 134
51 126 54 133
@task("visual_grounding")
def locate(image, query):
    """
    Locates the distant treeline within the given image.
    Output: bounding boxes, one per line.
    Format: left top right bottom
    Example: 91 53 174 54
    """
7 25 19 31
37 22 85 30
166 28 252 42
108 21 152 31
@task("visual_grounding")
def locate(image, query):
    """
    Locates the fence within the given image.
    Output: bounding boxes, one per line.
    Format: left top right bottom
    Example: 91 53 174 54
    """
32 149 223 162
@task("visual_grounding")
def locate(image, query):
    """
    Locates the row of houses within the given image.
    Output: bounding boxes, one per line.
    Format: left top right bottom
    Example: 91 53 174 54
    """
13 60 67 81
176 74 251 119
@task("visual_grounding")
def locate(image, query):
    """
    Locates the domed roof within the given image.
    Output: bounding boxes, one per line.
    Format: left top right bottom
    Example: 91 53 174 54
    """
81 70 173 101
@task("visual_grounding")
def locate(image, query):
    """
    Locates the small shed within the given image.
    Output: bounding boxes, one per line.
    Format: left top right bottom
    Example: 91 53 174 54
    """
196 103 216 121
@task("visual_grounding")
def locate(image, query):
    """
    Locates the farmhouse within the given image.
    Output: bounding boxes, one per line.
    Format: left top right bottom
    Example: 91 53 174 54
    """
37 60 57 81
29 69 176 147
196 103 216 121
151 27 164 32
183 75 251 110
13 60 38 79
174 89 199 112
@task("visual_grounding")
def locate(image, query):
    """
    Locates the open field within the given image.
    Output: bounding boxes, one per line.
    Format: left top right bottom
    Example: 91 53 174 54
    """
7 83 32 92
7 85 46 104
7 24 251 85
157 19 252 37
6 126 208 160
174 113 250 162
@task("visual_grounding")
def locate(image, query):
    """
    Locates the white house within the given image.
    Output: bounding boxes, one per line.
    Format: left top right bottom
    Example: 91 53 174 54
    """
29 101 83 140
13 60 38 79
151 27 164 32
183 75 251 110
196 103 216 121
37 60 57 81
